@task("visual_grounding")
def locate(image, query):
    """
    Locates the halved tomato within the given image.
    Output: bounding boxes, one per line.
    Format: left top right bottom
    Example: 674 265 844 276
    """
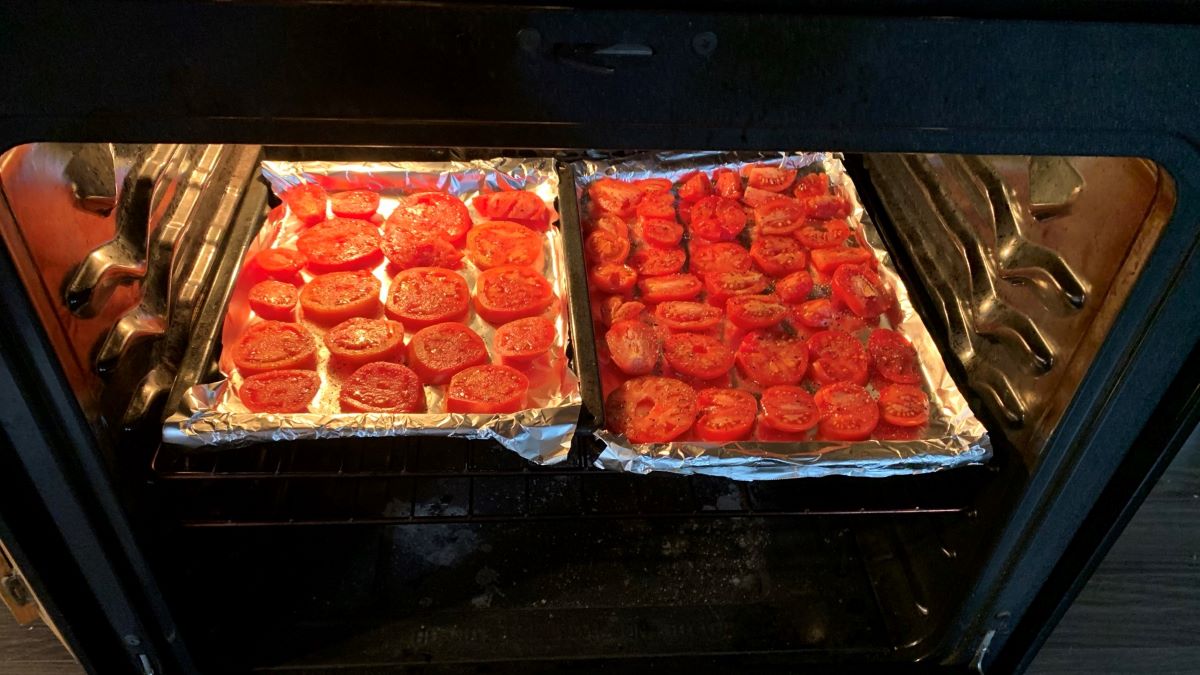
639 273 703 303
473 190 550 232
794 172 829 200
640 218 684 248
330 190 381 219
296 218 382 273
713 168 743 200
254 248 307 280
339 362 425 413
447 364 530 414
832 264 893 318
473 265 555 325
323 317 405 367
754 197 807 236
750 235 808 277
467 220 544 270
299 271 382 324
385 267 470 329
248 280 298 322
631 246 686 277
741 185 779 208
589 263 638 295
636 191 676 220
689 242 753 278
406 322 489 385
585 229 631 264
796 218 851 250
695 388 757 441
231 321 318 375
677 172 713 203
704 269 768 307
735 331 809 386
494 315 557 365
727 293 788 329
664 333 735 380
759 385 820 433
810 246 874 274
878 384 930 427
592 215 629 239
386 192 473 245
807 329 870 385
380 225 463 271
814 381 879 441
867 329 922 385
280 183 328 226
689 196 747 242
634 177 673 195
654 301 723 332
746 165 797 193
606 319 662 375
776 270 814 304
791 298 866 333
239 369 320 413
606 376 698 443
801 193 852 220
611 300 646 324
589 178 642 216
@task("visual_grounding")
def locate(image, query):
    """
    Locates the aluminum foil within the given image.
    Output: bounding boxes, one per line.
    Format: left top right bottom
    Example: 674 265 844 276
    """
163 157 581 465
572 151 991 479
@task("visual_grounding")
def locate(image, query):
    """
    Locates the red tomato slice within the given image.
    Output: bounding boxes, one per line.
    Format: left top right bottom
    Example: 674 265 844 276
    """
814 381 879 441
867 329 922 385
447 364 530 414
585 230 631 264
296 218 382 273
631 246 686 277
653 301 723 332
589 178 642 217
873 421 923 440
474 265 556 325
677 172 713 203
323 317 405 367
494 316 557 365
385 267 470 329
727 293 788 329
597 295 624 326
832 264 893 318
231 321 318 375
776 270 814 304
640 218 684 248
664 333 735 380
811 246 874 273
689 196 747 242
754 197 807 236
689 242 753 279
676 200 693 225
473 191 549 232
796 218 851 249
741 185 779 208
878 384 930 427
248 280 298 322
801 194 852 220
695 387 757 441
794 172 830 199
406 322 489 385
339 362 425 413
759 385 820 433
606 320 662 375
747 166 797 193
589 263 638 295
704 269 768 307
807 329 870 385
612 300 646 324
592 215 629 239
713 168 743 200
639 273 703 303
791 298 866 333
330 190 381 219
634 177 673 195
254 248 307 280
750 235 808 277
280 183 328 226
735 331 809 386
299 271 382 324
467 220 544 270
606 376 698 443
380 225 463 271
636 191 676 220
239 369 320 413
387 192 473 245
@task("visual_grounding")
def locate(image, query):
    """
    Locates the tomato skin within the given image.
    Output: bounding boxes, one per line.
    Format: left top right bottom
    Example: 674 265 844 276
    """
585 229 631 264
807 329 870 386
726 293 788 330
810 246 874 274
636 191 676 221
606 376 698 443
689 196 747 242
384 267 470 330
239 369 321 413
631 246 686 277
831 264 893 318
473 191 550 232
677 172 713 203
750 235 808 277
248 280 299 322
387 192 474 245
695 388 757 441
747 165 797 193
330 190 381 219
653 301 723 332
704 269 769 307
280 183 328 226
323 317 405 367
381 225 464 271
406 322 489 385
447 364 530 414
254 248 307 280
754 197 807 236
589 178 642 217
796 218 851 249
794 172 830 199
297 218 383 273
232 321 318 375
735 331 809 387
300 271 382 324
339 362 425 413
494 316 557 365
664 333 735 380
466 220 544 270
713 168 743 200
639 273 703 303
878 384 930 427
640 218 684 248
474 265 556 325
606 319 662 375
776 270 814 304
589 263 638 295
867 329 923 385
814 381 879 441
759 385 820 433
801 193 852 220
689 242 753 279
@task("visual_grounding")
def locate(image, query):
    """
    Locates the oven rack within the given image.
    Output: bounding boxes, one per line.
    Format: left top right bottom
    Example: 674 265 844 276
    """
149 438 987 526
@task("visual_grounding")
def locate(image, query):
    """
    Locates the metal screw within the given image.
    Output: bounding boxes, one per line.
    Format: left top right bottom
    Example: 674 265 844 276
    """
692 32 718 57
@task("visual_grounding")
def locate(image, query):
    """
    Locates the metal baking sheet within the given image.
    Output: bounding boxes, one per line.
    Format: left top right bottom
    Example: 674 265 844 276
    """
163 157 581 464
570 151 991 479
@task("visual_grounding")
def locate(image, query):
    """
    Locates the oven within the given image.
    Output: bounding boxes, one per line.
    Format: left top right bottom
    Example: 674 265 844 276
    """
1 3 1199 674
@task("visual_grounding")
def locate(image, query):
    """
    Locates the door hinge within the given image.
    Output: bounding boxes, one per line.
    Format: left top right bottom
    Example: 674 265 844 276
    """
0 549 39 625
970 629 997 674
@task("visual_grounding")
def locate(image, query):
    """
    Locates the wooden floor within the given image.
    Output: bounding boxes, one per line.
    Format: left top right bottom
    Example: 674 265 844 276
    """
3 437 1198 674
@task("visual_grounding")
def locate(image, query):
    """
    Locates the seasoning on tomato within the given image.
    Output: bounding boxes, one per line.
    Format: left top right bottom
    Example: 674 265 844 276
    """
754 197 807 236
677 171 713 203
611 300 646 324
689 242 753 279
473 190 550 232
634 177 673 195
776 270 815 304
794 172 829 199
810 246 874 274
631 246 686 277
330 190 381 219
280 183 328 226
654 301 723 332
339 362 425 413
801 193 852 220
386 192 473 245
792 298 865 334
814 381 879 441
636 191 676 221
323 317 405 367
589 263 638 295
741 185 779 208
664 333 735 380
704 269 768 307
807 329 870 386
593 215 629 240
796 218 851 250
695 388 757 441
640 218 684 248
867 329 922 385
727 293 788 329
380 224 464 271
638 273 703 303
231 321 318 375
606 376 698 443
406 322 488 385
254 248 307 280
878 384 930 427
447 364 530 414
467 220 544 270
248 280 299 322
494 316 557 365
239 369 321 413
759 385 820 433
299 270 382 324
606 319 662 375
296 218 382 273
735 331 809 386
588 178 642 217
746 165 797 193
713 168 743 200
385 267 470 329
585 227 631 265
750 235 808 277
831 264 893 318
474 265 556 325
689 196 747 242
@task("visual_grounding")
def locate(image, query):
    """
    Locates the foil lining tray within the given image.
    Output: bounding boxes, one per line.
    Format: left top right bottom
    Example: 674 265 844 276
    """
163 157 581 465
571 151 991 479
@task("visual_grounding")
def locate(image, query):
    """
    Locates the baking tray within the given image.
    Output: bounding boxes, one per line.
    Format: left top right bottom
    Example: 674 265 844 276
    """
566 151 991 479
163 157 581 465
